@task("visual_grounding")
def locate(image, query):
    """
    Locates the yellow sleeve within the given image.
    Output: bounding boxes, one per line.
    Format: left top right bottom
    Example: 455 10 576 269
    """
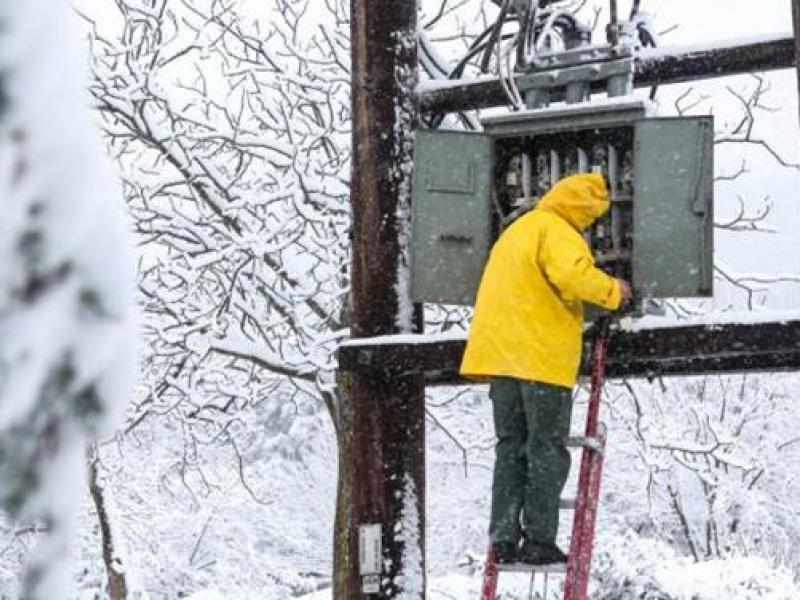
539 223 622 310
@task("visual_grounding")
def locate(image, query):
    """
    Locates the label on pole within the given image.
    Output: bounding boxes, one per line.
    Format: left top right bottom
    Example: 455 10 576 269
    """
359 523 382 575
362 574 380 595
359 524 382 594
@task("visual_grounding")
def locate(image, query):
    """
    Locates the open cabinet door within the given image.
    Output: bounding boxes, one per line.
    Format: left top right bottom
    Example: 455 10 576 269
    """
633 117 714 298
411 129 494 305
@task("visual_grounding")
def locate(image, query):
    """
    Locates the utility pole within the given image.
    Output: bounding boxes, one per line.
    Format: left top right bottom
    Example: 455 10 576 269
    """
793 0 800 126
334 1 425 599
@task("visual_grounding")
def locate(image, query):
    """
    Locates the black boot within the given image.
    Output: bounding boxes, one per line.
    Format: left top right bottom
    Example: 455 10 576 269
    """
493 541 520 564
518 540 567 565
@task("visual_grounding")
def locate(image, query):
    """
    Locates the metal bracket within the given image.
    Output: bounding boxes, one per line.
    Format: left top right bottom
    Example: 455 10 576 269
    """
512 44 634 108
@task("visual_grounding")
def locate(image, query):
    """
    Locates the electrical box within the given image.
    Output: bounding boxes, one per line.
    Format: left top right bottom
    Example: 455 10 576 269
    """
410 129 493 305
410 100 714 306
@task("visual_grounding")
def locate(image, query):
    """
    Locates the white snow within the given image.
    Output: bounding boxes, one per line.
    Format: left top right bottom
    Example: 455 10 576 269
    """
480 96 660 121
394 475 424 599
342 308 800 346
637 31 796 63
338 331 468 347
417 73 504 93
0 2 136 598
392 28 418 334
621 309 800 332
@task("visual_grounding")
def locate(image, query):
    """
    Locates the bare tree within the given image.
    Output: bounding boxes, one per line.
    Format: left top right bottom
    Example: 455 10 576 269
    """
83 0 352 591
87 0 350 444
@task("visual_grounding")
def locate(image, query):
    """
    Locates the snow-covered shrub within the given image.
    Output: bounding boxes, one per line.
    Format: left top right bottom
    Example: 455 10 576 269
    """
593 531 800 599
603 374 800 570
0 2 136 598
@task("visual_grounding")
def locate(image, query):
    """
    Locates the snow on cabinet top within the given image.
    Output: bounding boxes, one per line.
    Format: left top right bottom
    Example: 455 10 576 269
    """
479 96 659 122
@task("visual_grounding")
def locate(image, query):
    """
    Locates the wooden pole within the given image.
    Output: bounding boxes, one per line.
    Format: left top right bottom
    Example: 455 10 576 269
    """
793 0 800 126
334 1 425 598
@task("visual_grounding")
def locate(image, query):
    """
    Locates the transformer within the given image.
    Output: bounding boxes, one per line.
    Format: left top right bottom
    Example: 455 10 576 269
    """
410 99 714 308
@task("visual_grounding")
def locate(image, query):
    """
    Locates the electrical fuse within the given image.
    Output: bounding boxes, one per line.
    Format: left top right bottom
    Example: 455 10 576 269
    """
535 149 550 196
550 149 561 186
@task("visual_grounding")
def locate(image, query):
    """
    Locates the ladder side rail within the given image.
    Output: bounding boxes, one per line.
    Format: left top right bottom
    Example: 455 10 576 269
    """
565 319 611 600
564 444 593 600
584 318 611 437
564 430 608 600
481 544 499 600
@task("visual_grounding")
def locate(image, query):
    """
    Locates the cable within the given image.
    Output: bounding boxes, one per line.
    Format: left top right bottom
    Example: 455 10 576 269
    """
497 20 524 109
516 3 537 69
480 0 513 73
429 0 593 125
534 9 578 54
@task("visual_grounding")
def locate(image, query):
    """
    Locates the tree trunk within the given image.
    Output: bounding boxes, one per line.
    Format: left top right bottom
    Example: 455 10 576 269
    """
88 450 128 600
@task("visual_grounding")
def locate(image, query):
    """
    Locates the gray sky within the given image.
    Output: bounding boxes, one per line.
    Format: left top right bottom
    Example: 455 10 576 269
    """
645 0 799 311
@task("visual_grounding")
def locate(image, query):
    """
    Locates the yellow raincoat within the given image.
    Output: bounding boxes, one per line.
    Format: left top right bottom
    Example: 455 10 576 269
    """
460 173 621 389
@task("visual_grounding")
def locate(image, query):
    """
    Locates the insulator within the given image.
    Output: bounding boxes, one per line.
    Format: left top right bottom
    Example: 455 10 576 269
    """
607 143 619 195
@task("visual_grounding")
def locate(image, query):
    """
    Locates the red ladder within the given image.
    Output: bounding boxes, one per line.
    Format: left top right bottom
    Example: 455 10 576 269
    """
481 318 611 600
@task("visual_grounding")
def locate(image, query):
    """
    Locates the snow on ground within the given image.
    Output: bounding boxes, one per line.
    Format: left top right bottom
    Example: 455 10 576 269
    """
181 372 800 600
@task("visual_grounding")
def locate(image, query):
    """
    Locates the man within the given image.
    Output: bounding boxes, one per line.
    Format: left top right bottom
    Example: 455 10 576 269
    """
460 172 632 565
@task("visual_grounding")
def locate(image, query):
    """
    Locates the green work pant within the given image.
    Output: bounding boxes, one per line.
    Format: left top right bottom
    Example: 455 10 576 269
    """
489 377 573 545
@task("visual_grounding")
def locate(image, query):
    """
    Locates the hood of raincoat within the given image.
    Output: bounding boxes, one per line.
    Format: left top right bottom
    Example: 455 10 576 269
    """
537 173 609 231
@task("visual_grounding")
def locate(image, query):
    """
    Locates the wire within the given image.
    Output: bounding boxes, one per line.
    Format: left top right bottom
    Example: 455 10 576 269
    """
516 4 537 68
480 0 513 73
534 9 579 55
498 26 524 109
428 0 594 124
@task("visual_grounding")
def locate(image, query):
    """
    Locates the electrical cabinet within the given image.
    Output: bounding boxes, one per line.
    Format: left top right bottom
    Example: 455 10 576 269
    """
410 130 493 305
410 100 714 307
633 117 714 298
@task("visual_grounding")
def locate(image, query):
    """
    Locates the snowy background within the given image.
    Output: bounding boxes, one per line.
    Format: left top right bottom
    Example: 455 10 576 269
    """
1 0 799 599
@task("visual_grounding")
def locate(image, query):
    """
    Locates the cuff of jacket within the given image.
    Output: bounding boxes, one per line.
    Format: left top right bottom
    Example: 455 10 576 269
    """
602 277 622 311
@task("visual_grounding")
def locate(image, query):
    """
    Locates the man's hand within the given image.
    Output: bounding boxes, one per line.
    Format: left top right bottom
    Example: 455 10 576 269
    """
617 279 633 303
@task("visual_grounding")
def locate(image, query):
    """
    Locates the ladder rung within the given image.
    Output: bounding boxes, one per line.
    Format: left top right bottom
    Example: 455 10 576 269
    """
496 562 567 574
566 435 603 453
